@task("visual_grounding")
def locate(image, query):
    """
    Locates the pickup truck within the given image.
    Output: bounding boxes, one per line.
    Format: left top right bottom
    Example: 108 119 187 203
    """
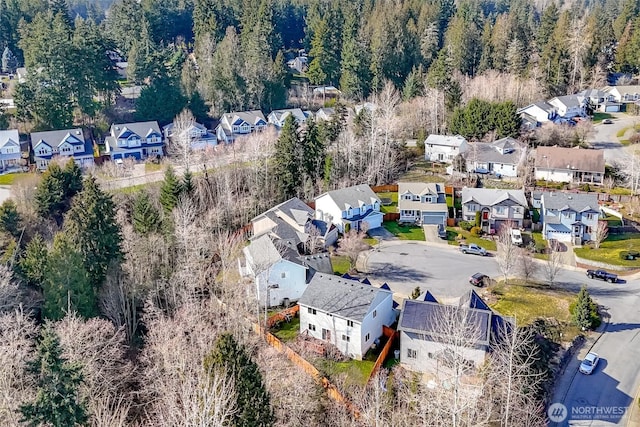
586 269 618 283
459 243 488 256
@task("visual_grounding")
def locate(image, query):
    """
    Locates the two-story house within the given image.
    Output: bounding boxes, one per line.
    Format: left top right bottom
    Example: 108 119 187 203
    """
397 182 448 226
315 184 383 233
603 85 640 105
0 129 22 170
465 137 526 178
215 110 267 144
424 135 468 163
540 191 600 245
104 121 164 161
31 128 95 171
577 89 621 113
298 272 395 360
398 290 511 374
548 95 587 118
162 121 217 150
461 187 528 234
267 108 311 129
535 146 604 185
517 101 558 125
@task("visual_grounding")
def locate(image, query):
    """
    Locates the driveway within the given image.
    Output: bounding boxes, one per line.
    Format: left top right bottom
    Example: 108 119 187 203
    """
589 114 639 165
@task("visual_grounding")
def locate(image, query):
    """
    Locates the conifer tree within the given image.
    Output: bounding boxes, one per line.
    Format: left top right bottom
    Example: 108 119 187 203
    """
20 325 88 427
160 166 182 213
62 159 83 200
573 286 599 331
272 115 300 199
0 199 20 237
307 18 340 85
1 46 18 73
205 333 274 427
43 233 95 320
182 169 195 196
19 234 48 288
64 177 122 288
34 163 66 225
132 190 161 235
300 116 324 182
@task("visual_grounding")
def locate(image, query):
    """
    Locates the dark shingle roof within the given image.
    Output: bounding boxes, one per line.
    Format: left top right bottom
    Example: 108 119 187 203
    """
317 184 381 211
535 146 604 173
541 191 599 212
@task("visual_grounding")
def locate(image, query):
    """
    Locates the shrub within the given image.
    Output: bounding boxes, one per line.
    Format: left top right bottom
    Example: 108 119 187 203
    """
459 221 473 231
474 211 482 227
456 233 463 240
571 286 601 330
470 226 482 237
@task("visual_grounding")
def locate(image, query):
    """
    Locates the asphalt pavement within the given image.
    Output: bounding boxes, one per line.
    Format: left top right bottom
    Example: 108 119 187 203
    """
589 114 639 165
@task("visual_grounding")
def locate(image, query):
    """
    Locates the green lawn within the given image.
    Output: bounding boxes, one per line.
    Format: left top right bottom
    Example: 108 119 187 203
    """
574 233 640 267
397 160 448 183
0 172 35 185
331 254 351 275
445 227 497 251
145 162 164 173
383 221 425 240
490 281 581 340
377 191 398 213
314 358 375 387
592 112 613 123
272 316 300 342
616 127 629 138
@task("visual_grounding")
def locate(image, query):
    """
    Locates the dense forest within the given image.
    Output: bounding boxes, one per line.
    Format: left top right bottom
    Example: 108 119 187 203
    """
1 0 640 131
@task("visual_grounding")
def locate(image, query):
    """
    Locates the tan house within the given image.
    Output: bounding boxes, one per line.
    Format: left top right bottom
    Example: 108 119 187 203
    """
534 146 604 184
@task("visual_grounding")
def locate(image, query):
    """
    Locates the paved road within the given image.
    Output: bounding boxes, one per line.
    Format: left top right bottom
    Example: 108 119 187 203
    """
361 241 640 426
589 114 639 165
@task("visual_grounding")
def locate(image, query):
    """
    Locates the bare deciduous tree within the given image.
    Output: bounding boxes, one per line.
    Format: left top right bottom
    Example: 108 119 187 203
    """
543 241 564 285
517 248 539 284
591 220 609 249
496 224 518 284
337 229 370 271
168 109 196 168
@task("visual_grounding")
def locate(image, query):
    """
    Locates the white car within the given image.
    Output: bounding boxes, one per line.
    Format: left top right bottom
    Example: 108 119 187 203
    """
579 352 599 375
510 229 523 246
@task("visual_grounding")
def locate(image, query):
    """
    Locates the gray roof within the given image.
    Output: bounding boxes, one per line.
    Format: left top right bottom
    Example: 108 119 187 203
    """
31 128 85 148
110 121 162 139
535 146 604 173
253 197 313 226
162 122 208 136
466 139 523 165
244 234 290 271
0 129 19 149
268 108 308 124
461 187 527 208
219 110 267 132
317 184 381 211
424 134 467 147
531 101 555 113
398 182 444 196
298 272 391 322
578 89 608 99
551 94 585 109
297 253 333 275
540 191 599 213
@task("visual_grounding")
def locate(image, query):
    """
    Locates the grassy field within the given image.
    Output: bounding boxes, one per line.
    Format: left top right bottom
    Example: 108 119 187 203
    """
398 160 448 183
145 162 164 173
383 221 425 240
314 358 375 387
593 112 613 123
377 191 398 214
272 317 300 342
574 233 640 267
331 254 351 275
489 281 581 340
445 227 497 251
0 172 37 185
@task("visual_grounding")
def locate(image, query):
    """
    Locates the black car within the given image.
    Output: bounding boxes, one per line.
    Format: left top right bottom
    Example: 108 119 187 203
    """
469 273 490 287
437 223 447 239
587 269 618 283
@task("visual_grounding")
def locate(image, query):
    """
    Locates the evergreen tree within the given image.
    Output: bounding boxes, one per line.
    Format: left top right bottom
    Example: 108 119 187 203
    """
573 286 599 330
339 8 370 99
537 3 559 50
20 325 88 427
205 333 274 427
402 66 425 101
182 169 195 196
493 101 521 138
300 116 324 182
19 234 48 288
34 163 66 224
307 18 340 85
43 232 95 320
159 166 182 213
1 46 18 73
132 190 161 235
272 115 300 199
62 159 83 200
135 74 187 125
0 199 20 237
64 176 123 288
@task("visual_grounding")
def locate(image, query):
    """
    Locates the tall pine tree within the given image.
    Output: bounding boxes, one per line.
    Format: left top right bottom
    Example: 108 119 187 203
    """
160 166 182 213
132 190 161 235
19 234 48 288
272 115 300 199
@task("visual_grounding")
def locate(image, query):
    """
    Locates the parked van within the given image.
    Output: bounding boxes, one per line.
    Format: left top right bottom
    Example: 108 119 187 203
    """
510 228 523 246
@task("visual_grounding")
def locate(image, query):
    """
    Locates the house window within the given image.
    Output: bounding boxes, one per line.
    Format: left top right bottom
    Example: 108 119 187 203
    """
365 333 370 342
308 308 316 315
281 272 286 278
513 207 520 214
342 334 350 342
468 204 477 212
407 349 417 359
563 211 571 218
585 213 593 220
308 324 316 331
495 206 504 214
347 320 354 327
373 310 377 318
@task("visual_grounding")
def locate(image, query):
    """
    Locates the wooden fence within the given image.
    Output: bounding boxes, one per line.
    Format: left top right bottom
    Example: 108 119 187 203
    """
367 325 398 385
383 212 400 222
371 184 398 193
266 305 299 328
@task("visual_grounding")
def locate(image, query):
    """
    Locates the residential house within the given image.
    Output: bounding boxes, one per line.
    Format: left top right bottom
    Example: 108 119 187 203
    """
548 95 587 118
0 129 21 170
31 128 94 171
104 121 164 161
516 102 557 125
461 187 528 233
540 191 600 245
162 121 217 150
287 56 308 73
603 85 640 105
240 234 333 308
313 86 341 98
577 89 621 113
267 108 310 128
251 197 338 250
298 272 395 360
397 182 448 226
398 290 510 373
424 135 468 163
315 184 384 233
315 107 335 122
215 110 267 144
465 137 526 178
534 146 604 184
15 67 27 83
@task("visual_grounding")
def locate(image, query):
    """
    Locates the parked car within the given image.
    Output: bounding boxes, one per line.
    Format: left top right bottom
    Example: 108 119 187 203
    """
602 119 613 124
469 273 490 287
474 167 490 174
579 352 600 375
510 229 523 246
586 269 618 283
437 223 447 239
459 243 488 256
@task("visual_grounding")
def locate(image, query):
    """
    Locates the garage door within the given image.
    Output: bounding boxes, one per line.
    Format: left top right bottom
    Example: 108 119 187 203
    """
605 105 620 112
546 231 571 243
422 212 446 225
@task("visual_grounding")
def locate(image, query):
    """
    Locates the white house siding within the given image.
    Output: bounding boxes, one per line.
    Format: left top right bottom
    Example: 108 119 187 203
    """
535 169 574 183
425 143 468 163
315 194 344 232
400 331 487 373
299 308 364 359
255 259 307 307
